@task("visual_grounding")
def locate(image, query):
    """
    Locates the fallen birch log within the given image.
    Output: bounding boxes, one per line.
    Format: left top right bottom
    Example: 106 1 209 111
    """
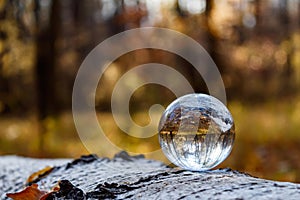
1 151 299 200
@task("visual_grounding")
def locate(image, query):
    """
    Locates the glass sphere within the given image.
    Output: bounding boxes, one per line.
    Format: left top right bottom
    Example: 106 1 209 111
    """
158 93 235 171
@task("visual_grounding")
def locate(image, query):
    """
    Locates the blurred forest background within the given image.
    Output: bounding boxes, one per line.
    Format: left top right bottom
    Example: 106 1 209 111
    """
1 0 300 182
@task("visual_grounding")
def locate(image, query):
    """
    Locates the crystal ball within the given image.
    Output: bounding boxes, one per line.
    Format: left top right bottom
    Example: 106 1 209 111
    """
158 93 235 171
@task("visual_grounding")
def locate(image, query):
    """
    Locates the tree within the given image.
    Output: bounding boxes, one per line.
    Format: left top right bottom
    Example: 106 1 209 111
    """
278 0 293 95
34 0 60 152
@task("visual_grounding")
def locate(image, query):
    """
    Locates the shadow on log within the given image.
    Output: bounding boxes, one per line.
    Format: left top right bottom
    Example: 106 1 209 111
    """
1 152 300 199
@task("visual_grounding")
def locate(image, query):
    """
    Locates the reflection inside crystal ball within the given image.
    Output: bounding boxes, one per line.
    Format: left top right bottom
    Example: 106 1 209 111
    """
158 93 235 171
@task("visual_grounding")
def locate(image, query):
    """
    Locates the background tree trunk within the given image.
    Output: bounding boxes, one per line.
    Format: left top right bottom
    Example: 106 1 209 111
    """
279 0 293 95
34 0 60 153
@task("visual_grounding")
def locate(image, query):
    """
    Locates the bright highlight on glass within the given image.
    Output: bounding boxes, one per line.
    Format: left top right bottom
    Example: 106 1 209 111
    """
158 93 235 171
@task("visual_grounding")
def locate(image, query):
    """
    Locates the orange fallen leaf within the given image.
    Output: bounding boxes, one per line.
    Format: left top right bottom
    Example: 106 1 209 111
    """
6 184 47 200
26 166 54 185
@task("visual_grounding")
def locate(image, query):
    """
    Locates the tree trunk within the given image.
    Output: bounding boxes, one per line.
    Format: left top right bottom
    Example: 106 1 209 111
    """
279 0 293 96
1 152 300 199
205 0 223 73
34 0 60 153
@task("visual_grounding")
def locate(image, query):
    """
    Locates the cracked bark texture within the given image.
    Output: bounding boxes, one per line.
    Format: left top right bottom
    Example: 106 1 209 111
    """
1 152 300 200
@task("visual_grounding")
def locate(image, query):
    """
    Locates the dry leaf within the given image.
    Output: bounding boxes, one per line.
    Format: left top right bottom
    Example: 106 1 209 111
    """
26 166 54 185
6 184 47 200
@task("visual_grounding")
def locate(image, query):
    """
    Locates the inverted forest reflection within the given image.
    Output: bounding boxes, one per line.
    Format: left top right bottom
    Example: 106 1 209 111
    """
0 0 300 183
